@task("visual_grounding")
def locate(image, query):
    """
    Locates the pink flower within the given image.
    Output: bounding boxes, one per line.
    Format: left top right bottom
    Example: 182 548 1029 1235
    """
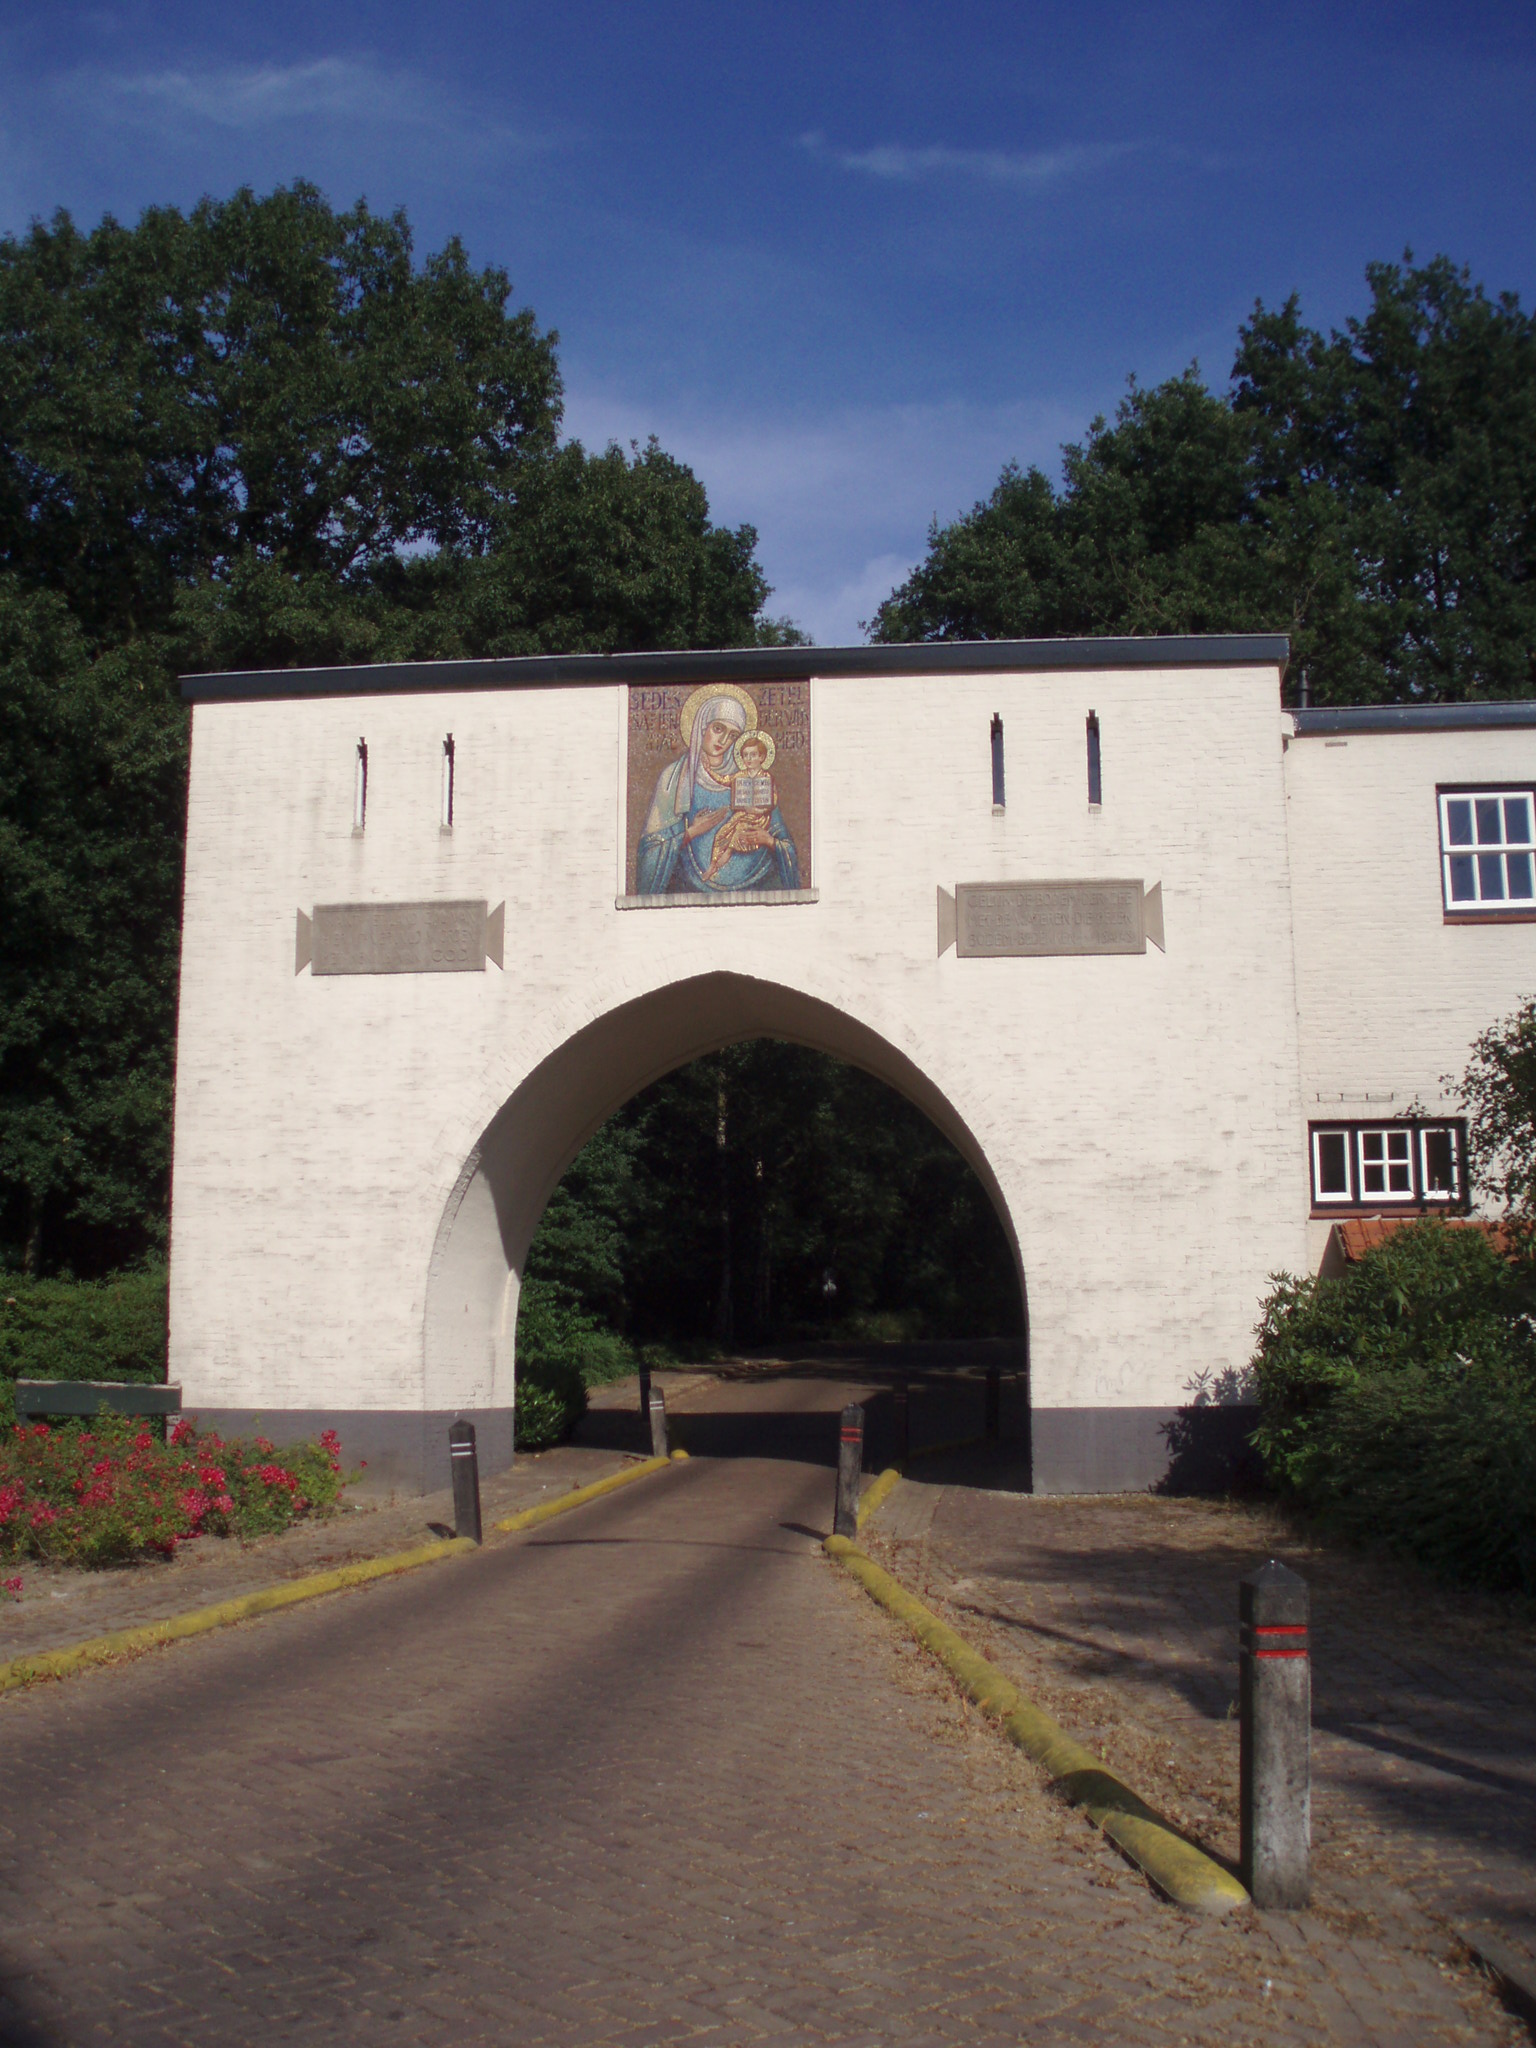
3 1577 21 1599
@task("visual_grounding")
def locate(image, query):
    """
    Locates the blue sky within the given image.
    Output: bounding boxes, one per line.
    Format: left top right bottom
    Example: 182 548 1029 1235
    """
2 3 1533 642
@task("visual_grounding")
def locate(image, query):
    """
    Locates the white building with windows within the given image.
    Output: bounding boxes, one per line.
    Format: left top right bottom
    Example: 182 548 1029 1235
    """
166 638 1536 1494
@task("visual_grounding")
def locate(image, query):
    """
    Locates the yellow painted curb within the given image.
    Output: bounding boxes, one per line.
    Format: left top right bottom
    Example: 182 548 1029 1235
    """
491 1449 684 1534
0 1449 688 1697
0 1535 476 1696
857 1467 903 1529
824 1534 1249 1916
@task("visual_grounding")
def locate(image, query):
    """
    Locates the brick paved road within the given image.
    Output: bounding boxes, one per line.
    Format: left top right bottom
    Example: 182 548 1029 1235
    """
0 1373 1520 2046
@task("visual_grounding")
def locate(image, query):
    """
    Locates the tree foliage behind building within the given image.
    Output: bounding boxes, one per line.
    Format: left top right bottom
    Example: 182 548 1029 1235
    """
874 256 1536 706
522 1041 1022 1355
0 184 794 1274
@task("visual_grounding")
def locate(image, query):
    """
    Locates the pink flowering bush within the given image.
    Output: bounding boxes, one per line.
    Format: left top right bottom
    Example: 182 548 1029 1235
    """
0 1417 345 1567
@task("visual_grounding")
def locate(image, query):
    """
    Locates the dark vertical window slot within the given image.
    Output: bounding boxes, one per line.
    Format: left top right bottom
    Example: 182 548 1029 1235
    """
1087 711 1102 806
990 713 1005 812
442 735 455 830
354 739 368 831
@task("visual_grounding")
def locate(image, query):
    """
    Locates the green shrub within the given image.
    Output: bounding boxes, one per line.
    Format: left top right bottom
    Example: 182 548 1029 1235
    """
512 1279 618 1449
1251 1219 1536 1591
0 1268 168 1428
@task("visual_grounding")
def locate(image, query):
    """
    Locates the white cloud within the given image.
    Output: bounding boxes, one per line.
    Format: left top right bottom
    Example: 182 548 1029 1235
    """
562 384 1078 645
797 130 1132 189
63 54 547 151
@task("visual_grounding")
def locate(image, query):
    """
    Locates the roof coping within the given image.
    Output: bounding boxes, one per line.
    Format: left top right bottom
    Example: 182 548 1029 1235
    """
1294 702 1536 736
181 633 1291 703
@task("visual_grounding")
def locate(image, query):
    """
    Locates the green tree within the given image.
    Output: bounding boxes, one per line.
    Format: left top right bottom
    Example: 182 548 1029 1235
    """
0 580 184 1271
523 1042 1021 1352
1456 994 1536 1221
0 184 794 1272
0 183 561 644
874 257 1536 706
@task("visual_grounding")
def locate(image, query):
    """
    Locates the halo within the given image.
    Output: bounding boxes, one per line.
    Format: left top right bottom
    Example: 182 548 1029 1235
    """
732 729 776 771
678 682 757 748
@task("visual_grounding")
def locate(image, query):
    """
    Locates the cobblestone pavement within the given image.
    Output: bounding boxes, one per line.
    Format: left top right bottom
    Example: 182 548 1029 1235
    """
868 1468 1536 2015
0 1368 1521 2046
0 1440 648 1664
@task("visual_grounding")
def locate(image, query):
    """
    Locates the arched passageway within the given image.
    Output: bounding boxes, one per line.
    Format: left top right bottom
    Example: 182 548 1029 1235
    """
423 971 1031 1473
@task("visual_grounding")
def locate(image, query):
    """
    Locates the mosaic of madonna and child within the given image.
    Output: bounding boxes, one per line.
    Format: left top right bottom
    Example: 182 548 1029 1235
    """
625 680 811 898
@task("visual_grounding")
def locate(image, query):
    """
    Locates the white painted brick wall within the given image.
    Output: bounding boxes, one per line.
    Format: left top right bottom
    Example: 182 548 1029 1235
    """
170 662 1312 1424
1285 723 1536 1268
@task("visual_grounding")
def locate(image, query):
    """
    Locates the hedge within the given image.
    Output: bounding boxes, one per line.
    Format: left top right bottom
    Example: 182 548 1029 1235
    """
0 1268 167 1427
1251 1219 1536 1592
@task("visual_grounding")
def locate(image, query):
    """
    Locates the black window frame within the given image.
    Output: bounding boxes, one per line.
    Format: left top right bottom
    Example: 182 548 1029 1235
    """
1438 783 1536 921
1308 1118 1469 1215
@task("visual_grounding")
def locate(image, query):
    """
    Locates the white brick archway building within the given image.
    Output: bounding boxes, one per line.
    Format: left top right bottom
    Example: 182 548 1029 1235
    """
169 637 1536 1491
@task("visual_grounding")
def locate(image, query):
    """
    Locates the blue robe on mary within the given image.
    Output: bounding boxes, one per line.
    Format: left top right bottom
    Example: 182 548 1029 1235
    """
636 759 799 894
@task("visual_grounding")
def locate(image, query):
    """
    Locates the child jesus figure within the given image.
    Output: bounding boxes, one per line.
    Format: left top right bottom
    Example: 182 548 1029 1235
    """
702 730 779 883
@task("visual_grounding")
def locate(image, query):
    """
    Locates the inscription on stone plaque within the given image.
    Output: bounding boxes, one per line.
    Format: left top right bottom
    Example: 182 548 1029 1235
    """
295 901 505 976
938 880 1164 958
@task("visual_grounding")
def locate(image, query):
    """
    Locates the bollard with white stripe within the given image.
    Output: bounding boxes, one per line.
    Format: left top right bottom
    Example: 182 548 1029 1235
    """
834 1402 864 1539
648 1386 669 1460
1240 1559 1310 1907
449 1419 483 1545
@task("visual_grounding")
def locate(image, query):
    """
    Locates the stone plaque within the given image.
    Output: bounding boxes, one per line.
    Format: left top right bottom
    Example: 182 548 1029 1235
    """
297 901 505 976
941 880 1162 958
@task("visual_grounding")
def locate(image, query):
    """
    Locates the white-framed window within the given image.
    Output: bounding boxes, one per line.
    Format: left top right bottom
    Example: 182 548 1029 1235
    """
1440 788 1536 911
1309 1120 1466 1211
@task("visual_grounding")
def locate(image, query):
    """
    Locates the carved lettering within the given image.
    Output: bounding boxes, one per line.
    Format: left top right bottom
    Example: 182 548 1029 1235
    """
955 880 1146 957
308 901 490 975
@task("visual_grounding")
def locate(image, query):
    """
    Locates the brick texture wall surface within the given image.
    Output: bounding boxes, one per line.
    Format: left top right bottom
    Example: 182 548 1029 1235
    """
171 662 1315 1433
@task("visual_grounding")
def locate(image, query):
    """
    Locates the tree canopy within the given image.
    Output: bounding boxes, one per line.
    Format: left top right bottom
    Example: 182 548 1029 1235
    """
522 1042 1021 1353
0 184 794 1274
873 256 1536 705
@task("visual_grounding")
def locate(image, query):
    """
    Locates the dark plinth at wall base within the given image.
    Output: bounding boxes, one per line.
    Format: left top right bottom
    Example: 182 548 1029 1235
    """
177 1401 1255 1498
1031 1404 1261 1495
178 1407 514 1497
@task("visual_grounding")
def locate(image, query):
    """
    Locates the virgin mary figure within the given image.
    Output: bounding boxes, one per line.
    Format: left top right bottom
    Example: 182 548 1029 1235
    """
636 689 799 894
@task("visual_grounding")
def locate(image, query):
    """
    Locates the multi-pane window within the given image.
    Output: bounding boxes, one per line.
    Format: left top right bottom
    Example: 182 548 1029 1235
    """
1309 1120 1467 1211
1440 789 1536 911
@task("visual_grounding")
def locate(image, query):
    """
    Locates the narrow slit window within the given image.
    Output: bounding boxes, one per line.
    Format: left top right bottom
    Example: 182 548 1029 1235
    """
353 739 368 831
441 734 455 830
990 713 1005 811
1086 711 1102 806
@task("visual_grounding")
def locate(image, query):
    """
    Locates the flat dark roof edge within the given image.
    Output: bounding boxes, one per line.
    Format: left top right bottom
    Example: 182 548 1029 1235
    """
180 633 1290 702
1294 703 1536 735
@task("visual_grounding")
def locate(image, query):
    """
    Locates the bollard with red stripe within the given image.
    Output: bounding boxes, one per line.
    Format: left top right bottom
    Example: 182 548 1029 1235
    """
1240 1558 1310 1907
834 1402 864 1539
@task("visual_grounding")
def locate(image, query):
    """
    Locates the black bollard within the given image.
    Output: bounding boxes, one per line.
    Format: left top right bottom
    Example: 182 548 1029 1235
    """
893 1380 910 1466
638 1359 652 1425
648 1386 669 1459
449 1418 483 1545
834 1402 864 1539
985 1360 1001 1441
1240 1559 1310 1907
